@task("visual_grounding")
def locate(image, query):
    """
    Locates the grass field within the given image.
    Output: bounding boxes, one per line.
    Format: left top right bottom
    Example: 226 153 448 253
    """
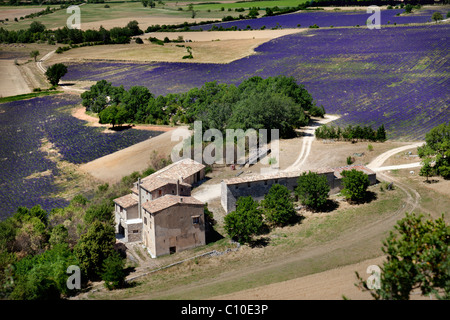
1 2 226 31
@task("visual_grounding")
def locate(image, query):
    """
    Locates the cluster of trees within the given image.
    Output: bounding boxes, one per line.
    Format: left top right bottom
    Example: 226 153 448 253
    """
224 184 298 244
0 20 143 45
0 166 159 299
225 169 371 244
82 76 326 139
315 124 386 142
418 122 450 180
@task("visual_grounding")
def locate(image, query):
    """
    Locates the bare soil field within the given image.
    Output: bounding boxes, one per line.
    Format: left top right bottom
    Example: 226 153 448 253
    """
47 29 302 64
77 16 219 31
0 7 50 21
78 127 187 184
0 59 31 97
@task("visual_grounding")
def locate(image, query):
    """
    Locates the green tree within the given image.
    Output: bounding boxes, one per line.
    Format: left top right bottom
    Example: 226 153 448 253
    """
99 105 119 127
45 63 67 86
224 196 263 244
74 221 116 280
83 201 114 225
48 225 68 248
432 11 443 22
101 251 126 290
29 21 45 33
340 169 370 203
262 184 297 226
418 122 450 179
404 4 413 13
419 157 434 182
295 171 330 211
356 213 449 300
30 50 39 62
375 124 386 142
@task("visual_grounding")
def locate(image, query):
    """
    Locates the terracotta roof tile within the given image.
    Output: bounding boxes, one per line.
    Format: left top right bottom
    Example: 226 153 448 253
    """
142 195 203 214
142 158 205 183
114 193 138 208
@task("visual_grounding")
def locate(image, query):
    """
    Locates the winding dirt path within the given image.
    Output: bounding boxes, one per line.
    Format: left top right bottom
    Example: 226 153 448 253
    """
209 142 424 300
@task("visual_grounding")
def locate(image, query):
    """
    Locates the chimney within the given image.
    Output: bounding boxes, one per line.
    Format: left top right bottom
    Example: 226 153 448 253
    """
138 178 142 219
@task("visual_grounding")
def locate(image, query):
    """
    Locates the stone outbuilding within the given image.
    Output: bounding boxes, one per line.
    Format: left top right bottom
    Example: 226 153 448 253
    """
221 165 377 213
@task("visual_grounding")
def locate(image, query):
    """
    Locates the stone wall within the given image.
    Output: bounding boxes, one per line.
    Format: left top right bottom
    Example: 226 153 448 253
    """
147 203 205 257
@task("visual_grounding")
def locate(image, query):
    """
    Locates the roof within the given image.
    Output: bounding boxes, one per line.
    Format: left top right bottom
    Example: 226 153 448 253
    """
139 176 191 193
142 158 205 183
223 168 334 185
113 193 138 208
333 165 376 179
142 195 204 214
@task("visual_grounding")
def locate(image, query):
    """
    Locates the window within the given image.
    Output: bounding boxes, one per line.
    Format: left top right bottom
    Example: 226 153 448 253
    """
247 182 251 188
192 216 200 224
158 190 162 196
144 217 147 225
132 230 139 234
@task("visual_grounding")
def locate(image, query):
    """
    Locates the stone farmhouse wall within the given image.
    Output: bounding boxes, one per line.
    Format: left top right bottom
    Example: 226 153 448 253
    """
221 167 376 213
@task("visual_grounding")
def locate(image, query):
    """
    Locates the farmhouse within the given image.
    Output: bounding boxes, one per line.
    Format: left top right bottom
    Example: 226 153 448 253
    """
221 165 376 213
114 158 206 257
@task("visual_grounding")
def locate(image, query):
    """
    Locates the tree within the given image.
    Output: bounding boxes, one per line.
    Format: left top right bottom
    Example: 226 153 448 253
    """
101 251 126 290
126 20 143 36
418 122 450 179
404 4 413 14
30 50 39 62
295 171 330 211
74 221 116 280
45 63 67 86
432 12 443 23
224 196 263 244
262 184 297 226
419 157 434 182
29 21 45 33
356 213 449 300
83 201 114 225
340 169 370 203
48 225 68 248
375 124 386 142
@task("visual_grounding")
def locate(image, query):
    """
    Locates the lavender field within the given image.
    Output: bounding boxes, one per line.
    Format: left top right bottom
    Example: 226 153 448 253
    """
0 94 162 218
192 8 446 30
63 24 450 140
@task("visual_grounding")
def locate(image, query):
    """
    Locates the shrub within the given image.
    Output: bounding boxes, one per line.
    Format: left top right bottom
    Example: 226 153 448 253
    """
340 169 370 203
224 196 263 244
101 251 126 290
262 184 297 226
295 171 330 211
135 37 143 44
